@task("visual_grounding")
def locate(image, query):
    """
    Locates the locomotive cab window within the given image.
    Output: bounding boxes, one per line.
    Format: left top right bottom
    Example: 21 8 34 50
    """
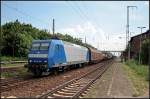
31 43 49 50
31 43 40 50
40 43 49 50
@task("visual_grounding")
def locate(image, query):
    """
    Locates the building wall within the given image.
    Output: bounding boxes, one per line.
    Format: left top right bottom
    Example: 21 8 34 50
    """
130 30 150 58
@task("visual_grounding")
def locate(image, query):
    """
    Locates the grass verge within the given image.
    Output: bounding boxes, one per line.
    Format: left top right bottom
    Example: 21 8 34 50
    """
1 56 27 61
1 56 27 67
122 60 149 97
1 63 26 67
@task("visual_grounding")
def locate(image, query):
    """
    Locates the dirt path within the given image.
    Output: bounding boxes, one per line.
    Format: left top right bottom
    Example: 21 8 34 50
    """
83 59 134 98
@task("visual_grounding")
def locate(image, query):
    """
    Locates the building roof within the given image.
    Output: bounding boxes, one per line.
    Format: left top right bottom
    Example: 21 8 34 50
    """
130 30 149 42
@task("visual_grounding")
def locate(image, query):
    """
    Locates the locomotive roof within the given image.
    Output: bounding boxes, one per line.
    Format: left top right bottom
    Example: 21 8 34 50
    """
32 40 51 43
63 41 87 49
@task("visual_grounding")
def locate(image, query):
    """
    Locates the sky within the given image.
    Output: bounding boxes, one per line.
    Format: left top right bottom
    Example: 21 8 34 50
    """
1 1 149 52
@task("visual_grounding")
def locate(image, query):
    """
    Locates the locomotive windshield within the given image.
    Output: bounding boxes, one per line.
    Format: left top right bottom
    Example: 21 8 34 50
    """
31 43 49 50
40 43 49 50
32 43 40 50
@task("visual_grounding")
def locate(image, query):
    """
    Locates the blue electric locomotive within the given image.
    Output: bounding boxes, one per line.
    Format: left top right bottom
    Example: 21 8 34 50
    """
25 39 89 76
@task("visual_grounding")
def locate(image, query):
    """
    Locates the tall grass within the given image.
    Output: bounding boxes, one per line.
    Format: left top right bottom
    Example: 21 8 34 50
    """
125 60 149 81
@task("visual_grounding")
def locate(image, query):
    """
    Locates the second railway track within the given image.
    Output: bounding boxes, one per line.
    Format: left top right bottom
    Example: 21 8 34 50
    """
1 76 33 92
38 60 114 98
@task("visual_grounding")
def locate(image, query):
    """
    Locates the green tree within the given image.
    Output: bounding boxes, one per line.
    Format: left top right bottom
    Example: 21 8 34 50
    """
1 20 95 58
141 39 150 65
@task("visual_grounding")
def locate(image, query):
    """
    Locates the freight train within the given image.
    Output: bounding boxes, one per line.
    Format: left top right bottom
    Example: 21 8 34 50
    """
25 39 113 76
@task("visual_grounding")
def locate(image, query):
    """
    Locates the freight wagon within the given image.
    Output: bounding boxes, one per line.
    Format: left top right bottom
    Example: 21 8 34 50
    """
88 48 104 63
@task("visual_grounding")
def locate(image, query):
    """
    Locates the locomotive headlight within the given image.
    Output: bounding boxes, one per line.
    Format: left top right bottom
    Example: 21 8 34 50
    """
44 60 47 63
29 60 32 62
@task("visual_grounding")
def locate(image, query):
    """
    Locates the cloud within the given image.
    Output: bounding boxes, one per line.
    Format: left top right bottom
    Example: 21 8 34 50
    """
57 21 126 51
58 21 105 44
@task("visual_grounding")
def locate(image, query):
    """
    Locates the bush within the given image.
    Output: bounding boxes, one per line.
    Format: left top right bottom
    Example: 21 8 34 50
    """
140 39 150 65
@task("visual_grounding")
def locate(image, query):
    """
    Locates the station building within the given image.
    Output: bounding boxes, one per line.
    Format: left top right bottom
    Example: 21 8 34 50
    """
130 30 150 59
121 30 150 61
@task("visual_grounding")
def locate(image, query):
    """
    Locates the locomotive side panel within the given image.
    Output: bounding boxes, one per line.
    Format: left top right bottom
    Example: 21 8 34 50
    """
63 41 89 65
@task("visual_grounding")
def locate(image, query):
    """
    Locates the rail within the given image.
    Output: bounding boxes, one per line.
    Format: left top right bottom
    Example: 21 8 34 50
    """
38 60 113 98
1 61 27 64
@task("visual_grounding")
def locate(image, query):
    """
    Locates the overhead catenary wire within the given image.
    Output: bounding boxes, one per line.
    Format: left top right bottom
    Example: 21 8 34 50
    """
79 2 107 38
73 2 108 50
65 1 89 38
74 2 107 37
72 2 90 23
3 4 51 30
66 1 107 49
65 1 88 25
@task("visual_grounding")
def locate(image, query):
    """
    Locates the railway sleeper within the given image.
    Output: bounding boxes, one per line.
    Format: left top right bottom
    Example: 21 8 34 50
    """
66 85 84 89
67 84 85 88
70 84 85 87
1 87 10 91
75 82 89 85
8 83 22 88
47 96 54 98
64 86 82 90
78 79 92 82
72 81 88 84
67 84 82 88
1 83 9 86
61 88 79 93
74 80 89 84
52 93 73 98
57 90 75 95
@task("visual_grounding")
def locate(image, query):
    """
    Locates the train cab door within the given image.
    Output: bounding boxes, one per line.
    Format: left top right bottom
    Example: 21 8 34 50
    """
54 45 60 63
54 44 66 64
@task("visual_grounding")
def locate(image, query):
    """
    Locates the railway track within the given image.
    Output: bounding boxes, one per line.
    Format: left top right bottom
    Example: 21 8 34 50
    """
38 60 113 98
1 61 27 72
1 59 113 98
1 66 25 72
1 76 33 92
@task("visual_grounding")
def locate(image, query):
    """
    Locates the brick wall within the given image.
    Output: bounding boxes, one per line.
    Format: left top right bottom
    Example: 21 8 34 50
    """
130 30 150 58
